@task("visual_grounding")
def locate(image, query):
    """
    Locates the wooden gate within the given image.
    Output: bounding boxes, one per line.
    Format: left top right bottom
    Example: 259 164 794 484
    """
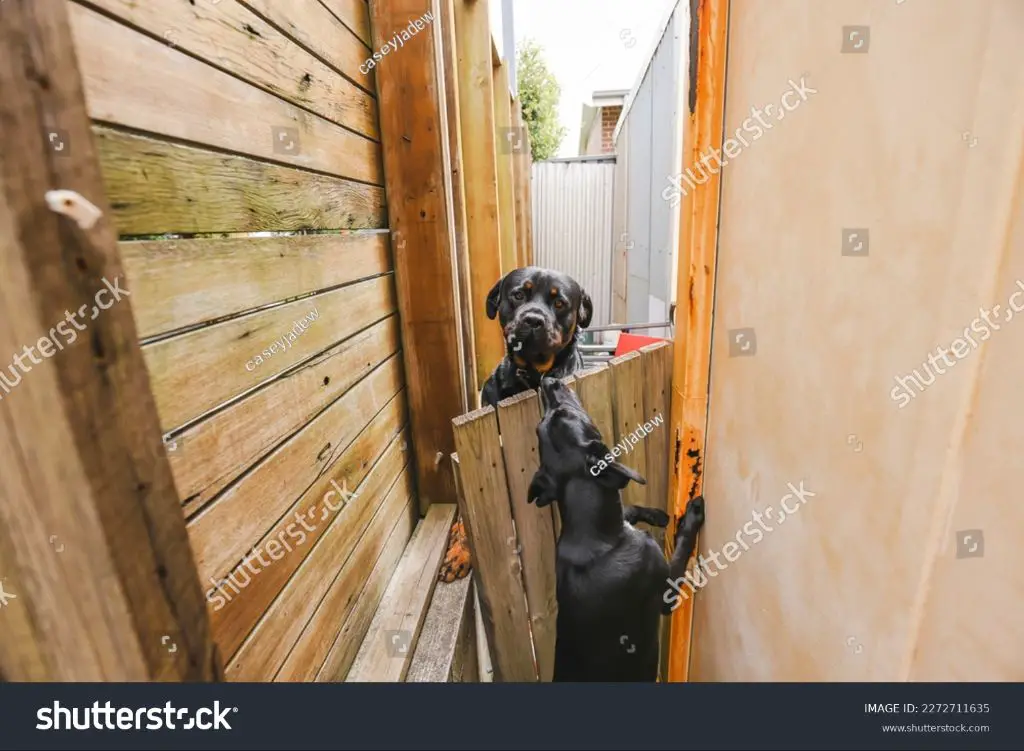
450 341 673 681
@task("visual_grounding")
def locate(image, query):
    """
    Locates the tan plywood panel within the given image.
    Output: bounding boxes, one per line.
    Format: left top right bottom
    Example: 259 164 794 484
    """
691 0 1024 681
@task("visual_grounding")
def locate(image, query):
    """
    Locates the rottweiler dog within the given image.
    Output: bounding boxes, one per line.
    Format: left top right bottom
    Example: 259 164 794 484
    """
528 377 705 681
440 266 593 583
480 267 593 408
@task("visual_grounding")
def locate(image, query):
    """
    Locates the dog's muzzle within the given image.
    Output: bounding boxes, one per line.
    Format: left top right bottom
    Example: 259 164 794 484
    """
508 309 560 356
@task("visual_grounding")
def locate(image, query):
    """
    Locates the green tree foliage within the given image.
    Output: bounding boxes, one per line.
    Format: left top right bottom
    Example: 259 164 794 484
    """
516 39 566 161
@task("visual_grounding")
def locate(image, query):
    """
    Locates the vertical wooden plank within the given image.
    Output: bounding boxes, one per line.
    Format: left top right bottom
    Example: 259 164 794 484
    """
666 0 730 683
370 0 463 509
522 124 536 267
574 365 616 442
492 65 518 275
511 99 531 269
440 0 479 406
609 352 649 511
640 341 673 517
0 0 215 681
451 455 488 681
641 341 673 681
497 390 557 682
454 0 505 389
451 408 536 681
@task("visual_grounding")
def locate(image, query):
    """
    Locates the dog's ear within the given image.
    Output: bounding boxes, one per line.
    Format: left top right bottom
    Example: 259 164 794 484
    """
584 440 646 489
486 275 506 320
599 461 647 490
577 289 593 329
527 467 558 508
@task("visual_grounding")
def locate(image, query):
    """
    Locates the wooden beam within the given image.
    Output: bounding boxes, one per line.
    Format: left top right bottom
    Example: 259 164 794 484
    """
511 99 532 268
665 0 730 683
454 0 505 391
346 503 456 682
0 0 216 681
369 0 464 509
523 124 536 267
407 575 476 682
492 65 518 275
439 0 479 406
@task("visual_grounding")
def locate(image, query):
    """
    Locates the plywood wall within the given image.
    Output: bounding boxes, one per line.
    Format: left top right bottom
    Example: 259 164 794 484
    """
692 0 1024 681
69 0 415 681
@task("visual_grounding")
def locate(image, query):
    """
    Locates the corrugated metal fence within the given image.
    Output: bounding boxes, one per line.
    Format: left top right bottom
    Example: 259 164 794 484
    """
531 156 615 328
611 0 685 338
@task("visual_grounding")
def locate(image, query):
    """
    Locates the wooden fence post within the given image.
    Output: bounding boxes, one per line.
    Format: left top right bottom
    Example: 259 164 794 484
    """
492 64 518 275
369 0 465 509
0 0 217 681
453 0 505 392
665 0 730 683
439 0 479 406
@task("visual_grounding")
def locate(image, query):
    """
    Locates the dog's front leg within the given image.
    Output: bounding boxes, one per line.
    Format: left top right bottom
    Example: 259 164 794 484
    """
660 496 706 614
623 505 670 528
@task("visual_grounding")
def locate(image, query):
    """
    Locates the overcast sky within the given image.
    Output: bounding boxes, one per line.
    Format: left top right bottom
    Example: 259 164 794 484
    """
513 0 678 156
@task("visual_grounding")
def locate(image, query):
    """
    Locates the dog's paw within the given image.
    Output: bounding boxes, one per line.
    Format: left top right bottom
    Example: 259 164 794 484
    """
677 496 706 538
439 518 472 582
646 508 671 528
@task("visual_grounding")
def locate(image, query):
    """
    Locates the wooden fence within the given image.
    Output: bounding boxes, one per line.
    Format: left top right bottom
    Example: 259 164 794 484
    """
451 341 673 681
61 0 415 682
1 0 533 682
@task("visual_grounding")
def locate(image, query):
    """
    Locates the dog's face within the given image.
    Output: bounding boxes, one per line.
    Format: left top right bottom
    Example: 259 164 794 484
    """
527 378 645 507
486 267 593 372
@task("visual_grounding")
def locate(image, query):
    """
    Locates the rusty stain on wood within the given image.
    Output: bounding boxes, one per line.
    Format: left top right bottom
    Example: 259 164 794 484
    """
665 0 730 683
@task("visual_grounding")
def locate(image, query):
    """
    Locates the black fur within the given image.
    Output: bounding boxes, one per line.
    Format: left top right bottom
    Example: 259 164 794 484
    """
480 267 593 407
528 377 705 681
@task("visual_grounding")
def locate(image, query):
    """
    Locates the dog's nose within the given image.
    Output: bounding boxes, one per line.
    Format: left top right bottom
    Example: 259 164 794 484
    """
521 313 544 329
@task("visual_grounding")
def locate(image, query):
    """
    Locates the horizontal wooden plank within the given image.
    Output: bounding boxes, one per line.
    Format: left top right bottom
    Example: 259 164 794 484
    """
144 275 396 431
188 358 405 586
227 459 415 680
173 317 400 515
95 128 387 235
347 503 456 681
315 487 418 681
242 0 373 92
209 396 406 658
319 0 372 46
71 5 381 184
275 447 435 682
407 575 475 682
122 233 390 338
77 0 379 140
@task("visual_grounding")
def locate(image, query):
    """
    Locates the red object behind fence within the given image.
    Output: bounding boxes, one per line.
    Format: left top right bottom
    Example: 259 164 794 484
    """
613 332 666 357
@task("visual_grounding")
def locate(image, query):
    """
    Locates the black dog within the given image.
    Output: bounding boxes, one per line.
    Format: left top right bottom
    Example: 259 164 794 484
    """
480 267 592 407
528 377 706 682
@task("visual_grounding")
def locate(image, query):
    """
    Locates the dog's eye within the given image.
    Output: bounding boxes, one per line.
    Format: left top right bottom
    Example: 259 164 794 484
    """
511 289 525 301
554 299 565 309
